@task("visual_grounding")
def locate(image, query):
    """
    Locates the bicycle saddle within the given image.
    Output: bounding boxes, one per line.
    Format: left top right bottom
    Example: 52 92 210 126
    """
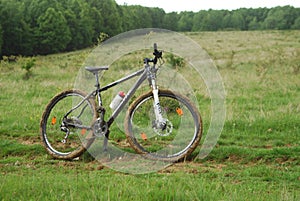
85 66 109 74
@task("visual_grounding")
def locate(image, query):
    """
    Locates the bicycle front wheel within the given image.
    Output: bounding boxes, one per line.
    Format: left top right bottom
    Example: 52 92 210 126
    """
40 89 97 159
124 89 202 162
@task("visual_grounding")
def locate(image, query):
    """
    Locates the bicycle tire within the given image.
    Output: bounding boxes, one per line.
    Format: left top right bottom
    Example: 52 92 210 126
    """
40 89 97 159
124 89 202 162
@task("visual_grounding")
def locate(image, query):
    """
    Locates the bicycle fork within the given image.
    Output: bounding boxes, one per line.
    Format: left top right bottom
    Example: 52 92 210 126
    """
152 88 165 126
151 81 174 137
148 69 166 131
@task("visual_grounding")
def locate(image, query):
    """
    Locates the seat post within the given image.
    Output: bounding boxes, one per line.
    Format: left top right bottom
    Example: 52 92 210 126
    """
85 66 109 90
94 72 100 89
93 72 103 107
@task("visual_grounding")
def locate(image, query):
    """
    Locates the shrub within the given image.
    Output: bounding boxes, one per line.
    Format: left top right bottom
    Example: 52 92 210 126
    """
22 58 36 80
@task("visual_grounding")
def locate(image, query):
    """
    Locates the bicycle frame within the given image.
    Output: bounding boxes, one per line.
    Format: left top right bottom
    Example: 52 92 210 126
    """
104 67 147 127
65 61 163 133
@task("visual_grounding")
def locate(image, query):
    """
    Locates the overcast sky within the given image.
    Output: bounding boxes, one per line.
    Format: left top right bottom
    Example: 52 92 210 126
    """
115 0 300 12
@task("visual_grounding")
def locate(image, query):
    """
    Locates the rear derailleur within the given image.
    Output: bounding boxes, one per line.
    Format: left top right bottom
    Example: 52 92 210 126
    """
60 116 83 144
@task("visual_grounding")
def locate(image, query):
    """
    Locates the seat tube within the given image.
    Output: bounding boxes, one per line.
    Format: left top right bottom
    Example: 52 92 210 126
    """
94 73 102 107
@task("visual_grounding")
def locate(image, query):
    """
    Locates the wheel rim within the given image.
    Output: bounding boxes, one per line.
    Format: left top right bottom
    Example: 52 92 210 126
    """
128 92 200 159
42 92 95 157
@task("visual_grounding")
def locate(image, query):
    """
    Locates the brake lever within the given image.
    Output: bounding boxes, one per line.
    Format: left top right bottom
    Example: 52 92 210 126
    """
153 43 163 59
158 57 165 66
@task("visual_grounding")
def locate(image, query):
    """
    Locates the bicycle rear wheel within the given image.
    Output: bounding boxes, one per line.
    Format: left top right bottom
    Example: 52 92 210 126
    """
40 89 97 159
124 89 202 162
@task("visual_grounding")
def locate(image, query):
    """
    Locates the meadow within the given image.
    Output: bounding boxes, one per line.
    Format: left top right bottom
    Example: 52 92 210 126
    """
0 30 299 200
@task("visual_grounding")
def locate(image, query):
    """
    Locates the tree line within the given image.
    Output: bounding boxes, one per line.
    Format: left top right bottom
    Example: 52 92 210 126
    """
0 0 299 57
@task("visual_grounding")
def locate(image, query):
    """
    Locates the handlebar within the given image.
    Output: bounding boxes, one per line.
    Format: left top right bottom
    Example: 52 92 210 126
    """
144 43 163 65
153 43 163 63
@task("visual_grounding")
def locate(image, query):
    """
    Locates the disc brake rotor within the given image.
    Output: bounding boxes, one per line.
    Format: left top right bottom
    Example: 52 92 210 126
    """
153 119 173 137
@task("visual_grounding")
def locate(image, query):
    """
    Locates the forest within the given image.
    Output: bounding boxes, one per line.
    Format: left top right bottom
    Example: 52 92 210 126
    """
0 0 300 57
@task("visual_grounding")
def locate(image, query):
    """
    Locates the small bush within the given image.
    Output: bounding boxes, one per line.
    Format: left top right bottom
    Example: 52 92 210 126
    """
22 58 36 80
96 32 109 45
165 54 185 69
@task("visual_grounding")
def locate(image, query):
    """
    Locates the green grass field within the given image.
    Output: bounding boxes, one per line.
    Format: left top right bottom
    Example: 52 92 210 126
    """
0 30 299 200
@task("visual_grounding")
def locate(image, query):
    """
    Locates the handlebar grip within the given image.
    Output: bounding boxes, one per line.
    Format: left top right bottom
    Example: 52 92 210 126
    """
154 43 158 51
153 43 162 64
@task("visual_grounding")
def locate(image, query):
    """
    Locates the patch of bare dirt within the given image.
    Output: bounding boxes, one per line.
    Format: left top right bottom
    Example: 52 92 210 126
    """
18 136 41 146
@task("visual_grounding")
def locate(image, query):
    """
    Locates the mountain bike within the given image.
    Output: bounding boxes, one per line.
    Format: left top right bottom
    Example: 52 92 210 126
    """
40 44 203 162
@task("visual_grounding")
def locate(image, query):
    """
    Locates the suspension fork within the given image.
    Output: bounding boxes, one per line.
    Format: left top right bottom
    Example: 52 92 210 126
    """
152 87 164 123
147 66 165 128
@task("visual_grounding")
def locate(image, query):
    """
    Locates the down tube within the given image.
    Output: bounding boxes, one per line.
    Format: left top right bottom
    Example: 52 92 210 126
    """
107 71 148 127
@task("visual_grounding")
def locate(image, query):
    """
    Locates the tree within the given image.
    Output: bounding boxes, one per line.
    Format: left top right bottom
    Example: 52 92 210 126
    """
192 11 207 31
89 0 121 35
121 6 152 30
202 10 227 31
1 1 299 56
89 6 104 43
119 5 135 31
17 19 34 55
178 12 194 31
120 5 164 31
248 17 262 30
240 7 269 30
26 0 61 27
78 5 96 47
35 7 71 54
292 17 300 29
0 0 33 56
64 0 97 50
263 6 296 30
231 12 246 30
0 24 2 57
150 8 165 28
163 12 179 31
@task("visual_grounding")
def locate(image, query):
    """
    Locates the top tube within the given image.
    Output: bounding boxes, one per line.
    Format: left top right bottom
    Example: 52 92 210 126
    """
100 68 145 92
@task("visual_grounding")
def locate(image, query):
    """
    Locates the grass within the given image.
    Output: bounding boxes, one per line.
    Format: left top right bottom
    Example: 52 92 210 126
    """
0 161 298 200
0 30 300 200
